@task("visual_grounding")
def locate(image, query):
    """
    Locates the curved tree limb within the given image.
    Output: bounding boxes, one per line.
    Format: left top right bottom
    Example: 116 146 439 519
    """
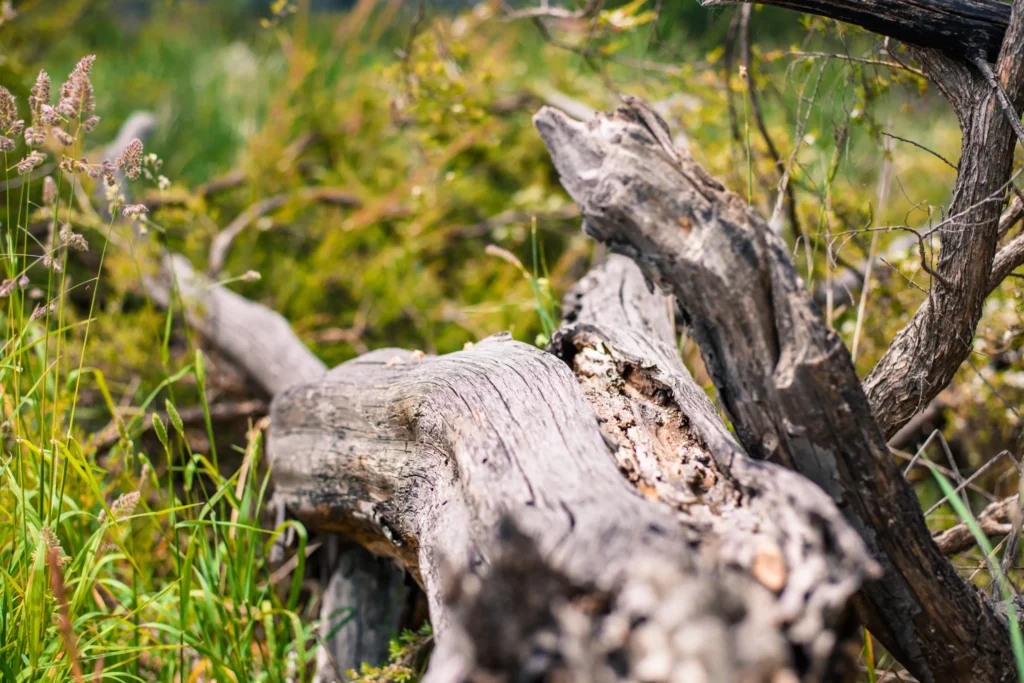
991 231 1024 291
702 0 1011 63
863 3 1024 438
707 0 1024 446
534 98 1017 682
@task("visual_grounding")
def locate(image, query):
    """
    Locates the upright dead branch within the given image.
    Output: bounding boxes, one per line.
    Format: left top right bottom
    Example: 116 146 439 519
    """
534 99 1018 682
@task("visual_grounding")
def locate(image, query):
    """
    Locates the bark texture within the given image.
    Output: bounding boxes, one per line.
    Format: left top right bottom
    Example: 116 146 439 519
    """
534 99 1018 682
865 15 1024 438
702 0 1011 62
268 255 877 682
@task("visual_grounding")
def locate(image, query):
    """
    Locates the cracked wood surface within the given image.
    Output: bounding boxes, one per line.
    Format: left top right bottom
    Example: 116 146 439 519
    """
535 99 1019 682
268 255 876 682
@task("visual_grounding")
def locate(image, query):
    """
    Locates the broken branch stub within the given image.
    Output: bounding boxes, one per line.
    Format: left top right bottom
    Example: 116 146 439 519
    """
534 100 1018 682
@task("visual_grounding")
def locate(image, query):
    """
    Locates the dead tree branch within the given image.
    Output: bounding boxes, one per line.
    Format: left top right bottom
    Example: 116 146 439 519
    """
702 0 1012 62
705 0 1024 445
535 97 1018 682
935 494 1020 556
864 4 1024 438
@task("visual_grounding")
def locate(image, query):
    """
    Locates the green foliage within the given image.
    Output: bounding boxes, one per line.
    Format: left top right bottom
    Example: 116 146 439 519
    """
0 46 316 682
345 623 433 683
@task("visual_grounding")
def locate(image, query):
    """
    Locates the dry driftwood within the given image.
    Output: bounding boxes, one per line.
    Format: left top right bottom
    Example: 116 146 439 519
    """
267 252 877 682
533 98 1020 682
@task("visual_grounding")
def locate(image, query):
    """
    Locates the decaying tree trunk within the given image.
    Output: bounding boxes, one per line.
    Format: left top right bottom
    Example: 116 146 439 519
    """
267 252 879 682
161 246 878 681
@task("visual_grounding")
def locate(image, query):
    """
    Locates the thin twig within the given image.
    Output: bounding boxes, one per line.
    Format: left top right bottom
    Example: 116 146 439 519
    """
786 50 927 79
881 132 957 171
739 5 802 239
852 136 894 361
770 61 825 228
972 55 1024 151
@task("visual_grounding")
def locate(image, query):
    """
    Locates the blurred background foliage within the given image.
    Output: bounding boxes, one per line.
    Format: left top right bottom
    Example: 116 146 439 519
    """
0 0 1021 680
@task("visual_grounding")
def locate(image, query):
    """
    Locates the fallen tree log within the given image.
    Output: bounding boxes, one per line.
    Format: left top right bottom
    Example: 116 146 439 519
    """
267 252 876 681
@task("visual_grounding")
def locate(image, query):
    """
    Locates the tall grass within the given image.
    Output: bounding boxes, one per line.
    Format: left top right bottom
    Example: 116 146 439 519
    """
0 57 316 683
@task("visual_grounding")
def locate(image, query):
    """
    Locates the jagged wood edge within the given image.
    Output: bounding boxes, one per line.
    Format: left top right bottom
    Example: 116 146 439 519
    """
534 99 1018 683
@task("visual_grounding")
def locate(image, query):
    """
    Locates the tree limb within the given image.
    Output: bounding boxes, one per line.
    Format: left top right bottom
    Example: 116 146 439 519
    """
934 494 1019 556
864 4 1024 438
147 254 326 397
702 0 1011 62
535 97 1017 682
991 230 1024 291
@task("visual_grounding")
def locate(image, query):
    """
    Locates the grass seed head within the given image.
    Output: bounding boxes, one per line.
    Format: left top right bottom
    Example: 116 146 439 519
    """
116 137 143 180
0 86 15 131
60 224 88 251
43 176 57 204
58 55 96 119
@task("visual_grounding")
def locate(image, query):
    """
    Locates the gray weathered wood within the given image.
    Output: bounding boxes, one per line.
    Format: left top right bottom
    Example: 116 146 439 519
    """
149 254 326 397
534 98 1018 682
550 256 879 678
703 0 1011 62
268 254 877 681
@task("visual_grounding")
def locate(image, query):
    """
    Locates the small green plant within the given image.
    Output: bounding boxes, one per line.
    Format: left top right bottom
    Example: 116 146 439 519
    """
346 623 433 683
485 218 558 347
0 55 316 682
